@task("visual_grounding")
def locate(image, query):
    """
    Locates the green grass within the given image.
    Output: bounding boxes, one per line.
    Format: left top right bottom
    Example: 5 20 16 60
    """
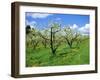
26 39 89 67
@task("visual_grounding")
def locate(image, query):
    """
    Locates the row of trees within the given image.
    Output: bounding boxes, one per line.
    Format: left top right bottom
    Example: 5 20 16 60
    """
26 22 87 55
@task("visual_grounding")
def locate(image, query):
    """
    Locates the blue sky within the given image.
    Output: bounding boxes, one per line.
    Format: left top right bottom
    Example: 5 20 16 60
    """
25 12 90 35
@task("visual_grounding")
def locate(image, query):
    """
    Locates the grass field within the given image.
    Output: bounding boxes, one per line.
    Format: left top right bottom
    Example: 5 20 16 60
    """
26 39 89 67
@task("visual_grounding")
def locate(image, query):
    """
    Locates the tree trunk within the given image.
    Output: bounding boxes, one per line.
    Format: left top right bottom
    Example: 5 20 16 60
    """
50 27 56 55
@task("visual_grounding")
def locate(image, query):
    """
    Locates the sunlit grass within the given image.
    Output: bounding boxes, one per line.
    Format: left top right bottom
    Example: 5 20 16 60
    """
26 39 89 67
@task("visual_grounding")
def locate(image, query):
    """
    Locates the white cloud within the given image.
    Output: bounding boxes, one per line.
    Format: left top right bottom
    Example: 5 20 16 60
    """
78 24 90 35
26 13 52 19
68 24 90 35
70 24 78 29
26 20 37 28
26 20 36 25
56 18 61 21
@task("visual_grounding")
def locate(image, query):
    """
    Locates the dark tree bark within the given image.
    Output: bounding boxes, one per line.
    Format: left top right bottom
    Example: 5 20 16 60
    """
64 32 79 48
42 39 47 48
50 27 55 55
32 41 38 49
38 32 49 48
50 27 61 55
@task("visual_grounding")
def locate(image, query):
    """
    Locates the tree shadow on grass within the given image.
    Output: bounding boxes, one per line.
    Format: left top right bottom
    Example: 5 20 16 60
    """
58 47 78 55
